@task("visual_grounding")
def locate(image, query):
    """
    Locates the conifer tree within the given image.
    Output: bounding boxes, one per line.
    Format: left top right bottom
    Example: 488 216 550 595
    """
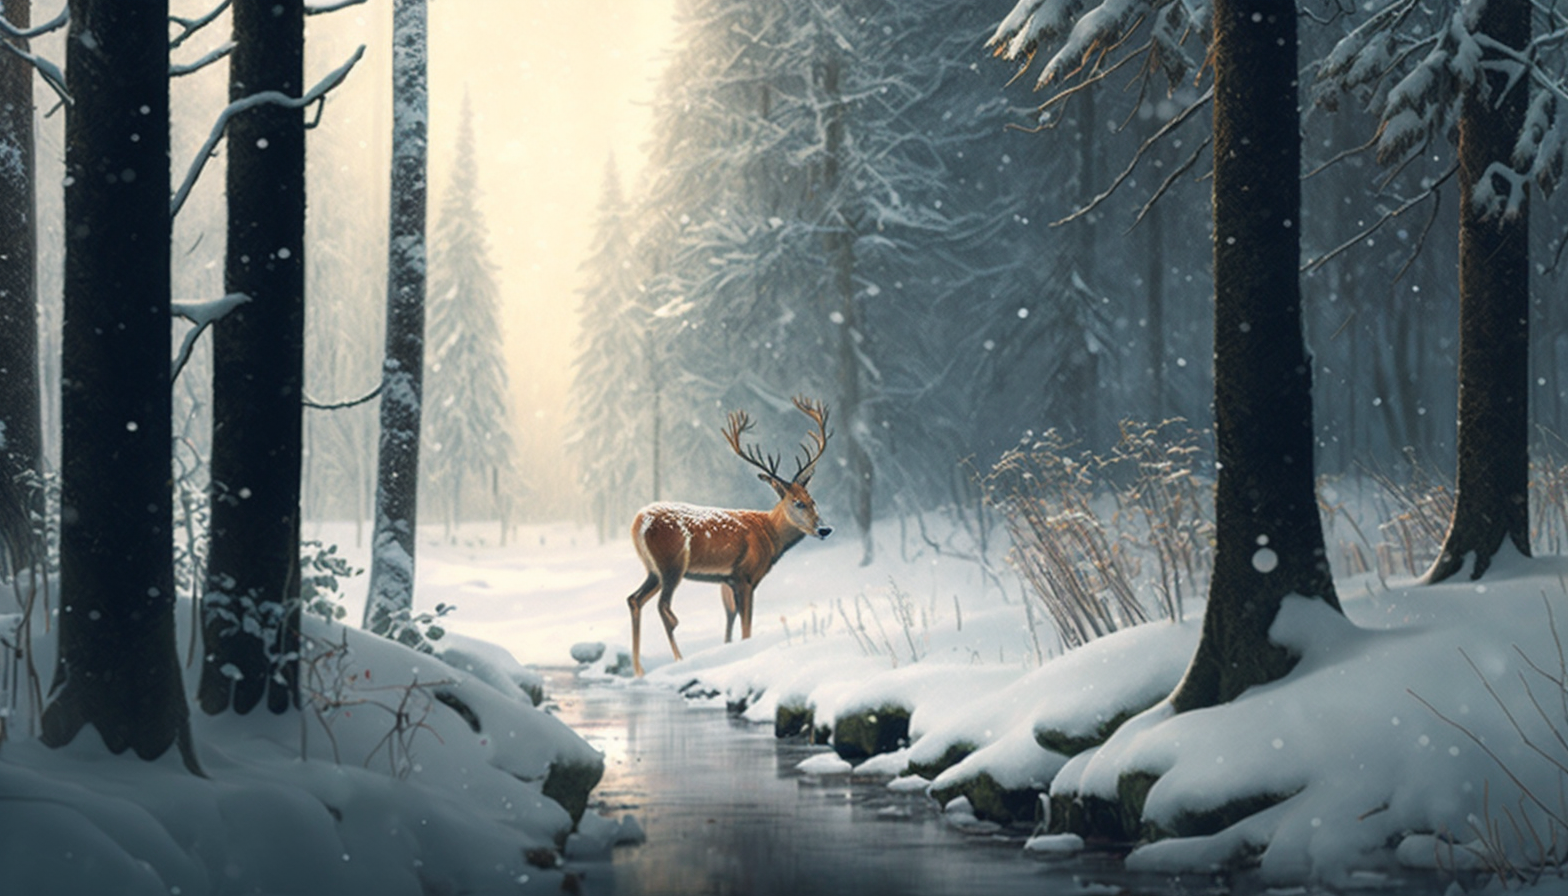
424 92 515 541
570 156 647 541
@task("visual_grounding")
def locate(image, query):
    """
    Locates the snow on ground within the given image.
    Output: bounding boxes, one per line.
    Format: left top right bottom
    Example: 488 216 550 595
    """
361 517 1568 887
16 511 1568 892
0 553 606 896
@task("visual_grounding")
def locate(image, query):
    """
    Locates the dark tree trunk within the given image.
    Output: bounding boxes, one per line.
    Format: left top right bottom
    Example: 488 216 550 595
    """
1146 196 1165 422
1426 0 1531 583
1169 0 1340 713
0 0 42 579
199 0 306 715
42 0 198 771
364 0 429 640
820 49 874 565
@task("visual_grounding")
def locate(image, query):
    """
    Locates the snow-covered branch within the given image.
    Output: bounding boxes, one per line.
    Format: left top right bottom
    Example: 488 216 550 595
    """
306 0 368 15
171 45 365 217
171 40 234 78
170 0 231 51
304 384 383 411
171 293 251 381
0 3 67 40
0 7 70 107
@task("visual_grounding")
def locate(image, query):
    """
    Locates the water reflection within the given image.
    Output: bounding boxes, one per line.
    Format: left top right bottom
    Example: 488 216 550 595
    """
549 673 1200 896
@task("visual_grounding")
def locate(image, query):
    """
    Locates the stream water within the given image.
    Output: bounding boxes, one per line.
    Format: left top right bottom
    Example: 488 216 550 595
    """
545 671 1237 896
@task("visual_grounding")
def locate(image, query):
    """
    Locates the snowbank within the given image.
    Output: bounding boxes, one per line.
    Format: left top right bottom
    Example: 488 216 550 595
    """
0 594 603 896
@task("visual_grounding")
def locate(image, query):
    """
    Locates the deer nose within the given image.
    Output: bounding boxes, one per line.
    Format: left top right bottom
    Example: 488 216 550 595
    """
816 526 833 539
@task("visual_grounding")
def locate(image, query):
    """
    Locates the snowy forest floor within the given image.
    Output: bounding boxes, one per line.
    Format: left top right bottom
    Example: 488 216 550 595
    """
332 515 1568 892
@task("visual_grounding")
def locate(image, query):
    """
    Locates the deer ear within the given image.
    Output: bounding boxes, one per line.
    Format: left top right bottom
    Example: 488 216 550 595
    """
795 467 814 488
759 472 788 496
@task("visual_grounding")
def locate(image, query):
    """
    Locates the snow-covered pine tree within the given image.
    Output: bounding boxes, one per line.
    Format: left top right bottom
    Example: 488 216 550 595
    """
569 156 651 542
424 91 517 543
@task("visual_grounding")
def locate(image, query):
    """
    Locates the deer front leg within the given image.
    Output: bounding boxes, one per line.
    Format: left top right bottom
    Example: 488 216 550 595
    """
735 580 755 640
627 572 659 677
721 584 738 643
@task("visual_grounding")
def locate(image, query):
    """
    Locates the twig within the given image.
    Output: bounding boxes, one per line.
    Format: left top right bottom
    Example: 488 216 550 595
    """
170 0 232 51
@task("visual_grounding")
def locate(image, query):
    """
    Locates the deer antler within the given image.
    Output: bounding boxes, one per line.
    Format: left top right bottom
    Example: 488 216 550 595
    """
722 409 783 482
790 396 831 485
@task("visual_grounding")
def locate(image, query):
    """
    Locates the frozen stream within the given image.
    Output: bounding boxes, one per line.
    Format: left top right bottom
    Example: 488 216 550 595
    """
547 670 1214 896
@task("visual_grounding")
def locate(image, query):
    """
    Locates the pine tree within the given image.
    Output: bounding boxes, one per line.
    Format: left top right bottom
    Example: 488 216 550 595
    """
570 155 648 542
424 91 516 542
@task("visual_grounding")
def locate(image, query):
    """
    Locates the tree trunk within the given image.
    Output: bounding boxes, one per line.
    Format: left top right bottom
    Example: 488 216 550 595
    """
42 0 199 771
1169 0 1340 713
820 49 874 565
1426 0 1531 583
364 0 429 641
1146 195 1165 423
200 0 306 715
0 0 42 579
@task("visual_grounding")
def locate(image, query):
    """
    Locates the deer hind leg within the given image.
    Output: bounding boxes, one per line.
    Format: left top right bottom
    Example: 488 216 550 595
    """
627 572 660 677
656 574 684 662
721 584 738 643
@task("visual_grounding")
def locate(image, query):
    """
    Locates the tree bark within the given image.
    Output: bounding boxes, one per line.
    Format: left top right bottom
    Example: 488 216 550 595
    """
364 0 429 641
820 48 875 565
1169 0 1340 713
0 0 42 579
1426 0 1531 583
42 0 199 771
200 0 306 715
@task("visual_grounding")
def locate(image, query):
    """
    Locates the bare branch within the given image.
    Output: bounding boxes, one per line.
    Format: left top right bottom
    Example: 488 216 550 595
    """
171 40 234 78
172 45 366 217
304 384 383 411
1127 134 1211 232
306 0 368 14
1302 162 1458 273
1053 87 1212 228
0 4 67 40
0 37 69 107
170 0 232 51
171 293 252 381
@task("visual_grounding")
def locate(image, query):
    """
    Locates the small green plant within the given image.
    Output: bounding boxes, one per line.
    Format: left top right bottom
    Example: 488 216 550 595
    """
300 539 362 623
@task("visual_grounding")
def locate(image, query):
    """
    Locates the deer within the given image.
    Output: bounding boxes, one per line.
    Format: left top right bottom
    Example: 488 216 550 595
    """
626 396 834 676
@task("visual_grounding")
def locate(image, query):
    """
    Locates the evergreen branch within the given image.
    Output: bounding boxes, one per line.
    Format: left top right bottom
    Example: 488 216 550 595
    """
0 4 67 40
304 384 383 411
172 45 365 218
171 40 234 78
170 0 231 51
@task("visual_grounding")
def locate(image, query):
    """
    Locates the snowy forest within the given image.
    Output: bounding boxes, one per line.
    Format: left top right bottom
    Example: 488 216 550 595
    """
9 0 1568 893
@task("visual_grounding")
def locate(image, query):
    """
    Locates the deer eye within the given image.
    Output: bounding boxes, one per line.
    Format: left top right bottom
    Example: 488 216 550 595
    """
794 500 807 509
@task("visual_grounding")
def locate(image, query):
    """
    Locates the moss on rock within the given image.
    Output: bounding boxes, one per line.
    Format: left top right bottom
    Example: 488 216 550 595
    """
831 704 910 761
775 700 814 739
1035 702 1152 757
905 741 976 780
931 771 1043 826
542 758 604 827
